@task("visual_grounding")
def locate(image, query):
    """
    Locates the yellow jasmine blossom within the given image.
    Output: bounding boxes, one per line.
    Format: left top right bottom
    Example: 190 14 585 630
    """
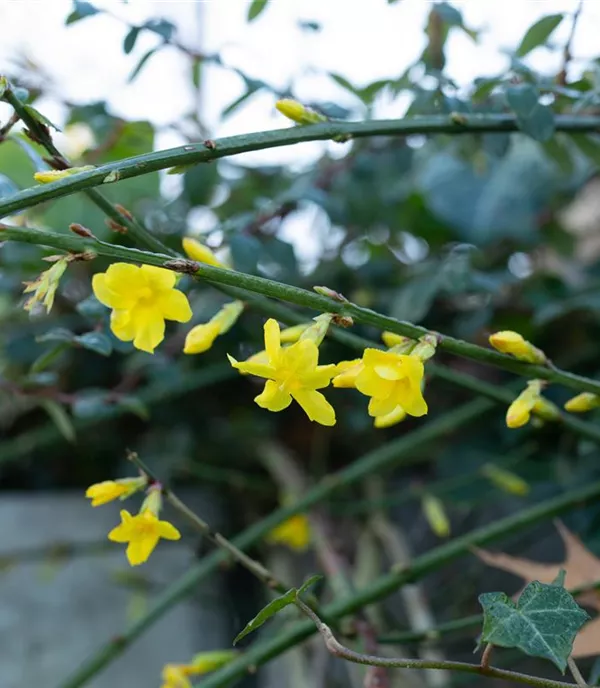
92 263 192 354
564 392 600 413
267 514 311 551
381 332 414 348
108 508 181 566
184 300 244 354
355 348 427 418
161 651 236 688
85 477 147 507
374 405 407 428
489 330 546 364
23 257 69 313
33 165 95 184
275 98 327 125
421 494 450 538
182 237 230 269
229 318 337 425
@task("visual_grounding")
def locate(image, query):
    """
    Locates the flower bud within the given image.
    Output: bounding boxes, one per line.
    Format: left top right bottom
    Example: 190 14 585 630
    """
422 494 450 538
299 313 333 347
276 99 328 125
141 486 163 516
412 334 438 362
381 332 414 349
33 165 95 184
564 392 600 413
182 237 230 269
489 330 546 365
481 464 529 496
23 257 69 313
184 301 244 355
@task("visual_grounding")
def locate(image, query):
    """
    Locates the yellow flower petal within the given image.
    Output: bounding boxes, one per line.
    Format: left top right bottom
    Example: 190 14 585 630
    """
157 521 182 540
107 510 134 542
267 514 311 551
292 389 336 426
158 289 192 322
264 319 281 362
374 405 407 428
255 380 292 411
140 264 177 291
110 309 136 342
126 533 160 566
182 237 228 269
131 307 166 354
368 394 398 418
184 322 221 354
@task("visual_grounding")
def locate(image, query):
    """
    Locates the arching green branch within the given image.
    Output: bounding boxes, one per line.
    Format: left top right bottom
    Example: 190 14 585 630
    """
3 223 600 397
1 114 600 219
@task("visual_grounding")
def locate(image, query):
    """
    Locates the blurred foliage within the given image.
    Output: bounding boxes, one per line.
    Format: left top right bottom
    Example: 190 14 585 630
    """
3 0 600 681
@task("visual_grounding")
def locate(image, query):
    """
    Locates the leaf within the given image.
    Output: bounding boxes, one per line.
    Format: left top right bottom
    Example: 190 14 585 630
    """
248 0 269 21
39 399 76 443
391 274 440 323
36 328 75 345
23 105 61 132
117 395 150 420
570 134 600 168
541 136 574 174
298 574 322 596
66 0 99 25
233 587 296 645
30 345 68 374
516 14 564 57
123 26 141 54
479 580 589 671
183 163 219 207
230 234 262 274
505 84 556 142
128 47 159 83
74 332 113 357
143 18 176 41
475 521 600 657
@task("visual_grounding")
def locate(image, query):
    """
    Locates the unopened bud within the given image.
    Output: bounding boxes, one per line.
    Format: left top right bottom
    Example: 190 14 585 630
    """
114 204 133 220
412 334 438 361
300 313 333 347
313 285 347 302
422 494 450 538
564 392 600 413
105 218 128 234
276 99 328 125
481 464 529 496
489 330 546 365
69 223 95 239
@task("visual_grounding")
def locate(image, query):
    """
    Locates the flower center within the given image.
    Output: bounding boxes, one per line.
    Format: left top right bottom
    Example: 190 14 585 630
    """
136 286 154 304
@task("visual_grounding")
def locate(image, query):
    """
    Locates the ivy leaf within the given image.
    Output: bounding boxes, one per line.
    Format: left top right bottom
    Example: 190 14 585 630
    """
516 14 564 58
505 84 555 142
74 332 113 357
248 0 269 22
233 588 296 645
479 579 590 672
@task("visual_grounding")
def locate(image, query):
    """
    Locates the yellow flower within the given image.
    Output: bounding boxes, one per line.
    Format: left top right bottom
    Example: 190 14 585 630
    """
354 348 427 418
489 331 546 364
108 509 181 566
184 301 244 355
564 392 600 413
182 237 229 269
267 514 311 551
92 263 192 354
33 165 95 184
23 257 69 313
381 332 413 348
161 664 192 688
505 380 559 428
228 319 337 426
161 651 236 688
85 477 147 506
275 99 327 125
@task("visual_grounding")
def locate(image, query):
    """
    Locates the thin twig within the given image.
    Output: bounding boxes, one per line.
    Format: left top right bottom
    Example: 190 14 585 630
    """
558 1 584 85
567 657 588 688
295 597 578 688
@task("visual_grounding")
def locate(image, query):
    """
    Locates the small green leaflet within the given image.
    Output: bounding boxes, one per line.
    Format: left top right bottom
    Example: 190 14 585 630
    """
248 0 269 21
233 574 322 645
516 14 564 58
479 576 590 672
505 83 555 142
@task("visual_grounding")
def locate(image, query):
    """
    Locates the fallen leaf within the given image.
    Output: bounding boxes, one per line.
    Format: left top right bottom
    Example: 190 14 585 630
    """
474 520 600 657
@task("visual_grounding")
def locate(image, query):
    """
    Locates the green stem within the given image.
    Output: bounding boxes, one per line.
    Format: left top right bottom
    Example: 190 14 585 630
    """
1 113 600 220
2 86 172 255
3 224 600 397
295 597 574 688
193 480 600 688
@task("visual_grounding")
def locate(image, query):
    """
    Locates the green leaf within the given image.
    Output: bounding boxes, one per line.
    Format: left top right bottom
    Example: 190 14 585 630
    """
233 587 296 645
505 84 555 141
39 399 76 443
516 14 564 57
123 26 141 54
570 133 600 167
297 574 322 596
479 579 590 672
117 395 150 420
143 18 176 41
66 0 99 25
230 234 262 274
30 344 68 374
23 105 61 132
183 163 219 207
128 47 159 83
74 332 113 357
37 328 75 345
248 0 269 21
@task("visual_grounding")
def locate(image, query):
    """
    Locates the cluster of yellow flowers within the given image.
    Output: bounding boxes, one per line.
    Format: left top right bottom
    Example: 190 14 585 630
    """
160 650 237 688
86 478 181 566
